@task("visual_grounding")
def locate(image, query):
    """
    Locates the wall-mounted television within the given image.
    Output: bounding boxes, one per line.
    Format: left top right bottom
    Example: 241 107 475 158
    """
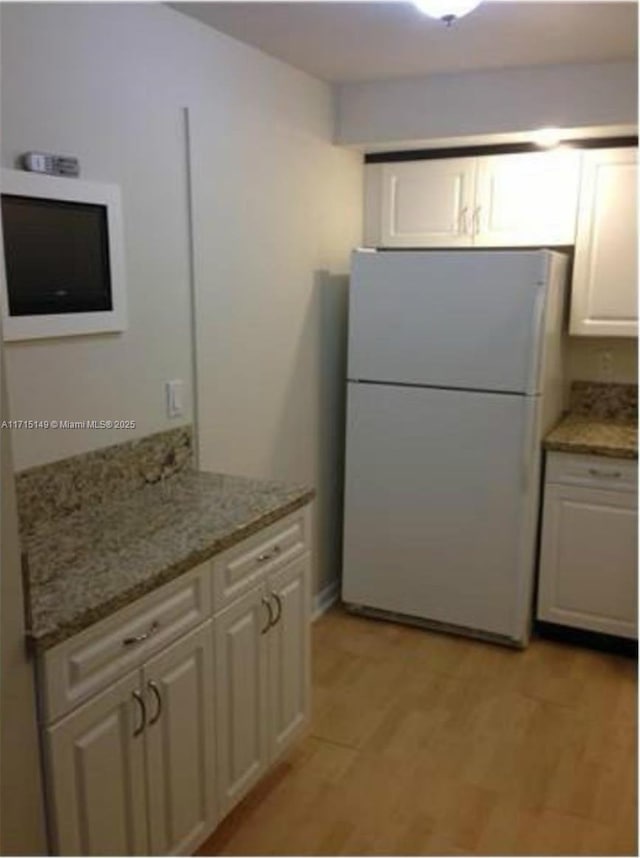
1 169 127 341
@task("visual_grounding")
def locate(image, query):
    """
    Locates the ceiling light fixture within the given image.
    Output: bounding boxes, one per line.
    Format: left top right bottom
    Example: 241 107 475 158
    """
413 0 482 26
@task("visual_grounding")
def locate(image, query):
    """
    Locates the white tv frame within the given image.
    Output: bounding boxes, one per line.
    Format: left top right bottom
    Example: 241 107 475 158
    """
1 169 127 341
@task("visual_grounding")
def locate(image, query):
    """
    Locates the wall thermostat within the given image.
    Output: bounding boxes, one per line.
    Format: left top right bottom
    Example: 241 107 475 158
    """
22 151 80 177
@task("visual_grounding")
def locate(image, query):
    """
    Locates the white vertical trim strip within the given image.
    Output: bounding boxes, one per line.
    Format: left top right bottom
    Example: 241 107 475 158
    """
182 106 200 468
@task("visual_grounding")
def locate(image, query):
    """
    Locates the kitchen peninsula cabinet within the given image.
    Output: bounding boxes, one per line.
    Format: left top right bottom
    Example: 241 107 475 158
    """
34 494 313 856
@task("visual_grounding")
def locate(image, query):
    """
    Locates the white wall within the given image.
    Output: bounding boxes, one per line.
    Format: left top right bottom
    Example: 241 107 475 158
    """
1 4 196 469
567 336 637 385
1 4 362 595
336 61 638 148
1 3 361 484
191 103 361 595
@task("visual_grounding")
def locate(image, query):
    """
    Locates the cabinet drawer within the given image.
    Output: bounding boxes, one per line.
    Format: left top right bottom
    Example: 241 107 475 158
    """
40 563 211 723
546 452 637 492
213 508 310 613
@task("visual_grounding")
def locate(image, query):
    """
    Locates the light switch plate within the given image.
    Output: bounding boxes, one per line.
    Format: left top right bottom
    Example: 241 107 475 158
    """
165 380 184 418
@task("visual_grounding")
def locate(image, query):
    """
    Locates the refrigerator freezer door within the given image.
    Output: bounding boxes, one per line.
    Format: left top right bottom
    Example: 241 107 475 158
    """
342 383 540 641
348 250 552 394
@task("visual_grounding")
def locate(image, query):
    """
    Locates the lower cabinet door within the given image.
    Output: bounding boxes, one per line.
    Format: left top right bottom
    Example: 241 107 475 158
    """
215 584 269 816
45 669 147 856
537 483 638 638
144 620 217 856
267 555 311 762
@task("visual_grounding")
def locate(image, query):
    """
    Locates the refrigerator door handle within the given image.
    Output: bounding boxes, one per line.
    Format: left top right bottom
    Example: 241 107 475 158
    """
525 284 548 395
521 395 539 492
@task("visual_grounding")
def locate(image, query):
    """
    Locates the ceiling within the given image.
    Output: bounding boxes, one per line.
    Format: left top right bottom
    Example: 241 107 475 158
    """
172 1 637 83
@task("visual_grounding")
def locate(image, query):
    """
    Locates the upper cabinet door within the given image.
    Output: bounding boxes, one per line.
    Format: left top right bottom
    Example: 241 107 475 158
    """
474 150 581 247
570 148 638 337
379 159 476 247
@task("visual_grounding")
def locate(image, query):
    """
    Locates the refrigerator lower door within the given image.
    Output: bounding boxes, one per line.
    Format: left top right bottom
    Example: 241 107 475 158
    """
342 383 540 642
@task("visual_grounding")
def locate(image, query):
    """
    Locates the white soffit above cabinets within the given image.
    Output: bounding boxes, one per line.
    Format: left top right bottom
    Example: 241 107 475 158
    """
170 1 637 84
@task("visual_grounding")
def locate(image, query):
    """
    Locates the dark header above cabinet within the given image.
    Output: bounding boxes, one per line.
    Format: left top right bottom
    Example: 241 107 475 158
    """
364 136 639 164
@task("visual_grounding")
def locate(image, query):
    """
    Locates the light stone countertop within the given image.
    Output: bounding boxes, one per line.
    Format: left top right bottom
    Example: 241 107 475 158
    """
24 469 314 652
544 413 637 460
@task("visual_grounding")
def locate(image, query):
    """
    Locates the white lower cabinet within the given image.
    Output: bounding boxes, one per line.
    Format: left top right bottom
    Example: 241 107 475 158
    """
537 453 638 638
267 558 310 762
41 506 312 856
46 621 215 856
46 669 148 856
215 554 311 817
144 622 217 856
214 585 270 815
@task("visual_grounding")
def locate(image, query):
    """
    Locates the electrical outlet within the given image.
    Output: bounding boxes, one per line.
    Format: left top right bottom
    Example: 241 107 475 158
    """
165 380 184 418
598 349 614 382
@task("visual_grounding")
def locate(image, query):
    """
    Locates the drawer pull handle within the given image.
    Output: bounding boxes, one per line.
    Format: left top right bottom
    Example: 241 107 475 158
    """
148 681 162 725
588 468 622 479
271 592 283 626
122 620 160 647
261 596 274 634
132 690 146 737
256 545 281 564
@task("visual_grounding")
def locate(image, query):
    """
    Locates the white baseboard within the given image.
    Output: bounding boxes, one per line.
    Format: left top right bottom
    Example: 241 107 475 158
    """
312 579 340 622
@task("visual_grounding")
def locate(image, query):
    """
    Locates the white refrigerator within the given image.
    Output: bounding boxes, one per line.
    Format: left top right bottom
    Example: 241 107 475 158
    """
342 249 568 646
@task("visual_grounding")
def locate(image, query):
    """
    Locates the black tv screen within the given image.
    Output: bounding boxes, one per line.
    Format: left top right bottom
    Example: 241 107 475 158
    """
1 194 113 316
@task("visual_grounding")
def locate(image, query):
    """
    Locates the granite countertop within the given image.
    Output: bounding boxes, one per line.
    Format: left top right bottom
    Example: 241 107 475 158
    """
544 414 637 460
543 381 637 461
24 470 314 652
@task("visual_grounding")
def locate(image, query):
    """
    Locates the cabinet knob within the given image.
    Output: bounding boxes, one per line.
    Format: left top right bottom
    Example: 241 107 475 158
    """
148 681 162 725
261 596 274 634
270 592 283 626
132 690 147 737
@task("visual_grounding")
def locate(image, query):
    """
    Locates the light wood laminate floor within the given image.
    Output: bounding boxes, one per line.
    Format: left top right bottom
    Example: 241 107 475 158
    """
197 606 637 856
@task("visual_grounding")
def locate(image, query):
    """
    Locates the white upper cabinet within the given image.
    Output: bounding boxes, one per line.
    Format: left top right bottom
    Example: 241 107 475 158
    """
365 149 581 249
474 151 581 246
377 159 476 247
569 148 638 337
